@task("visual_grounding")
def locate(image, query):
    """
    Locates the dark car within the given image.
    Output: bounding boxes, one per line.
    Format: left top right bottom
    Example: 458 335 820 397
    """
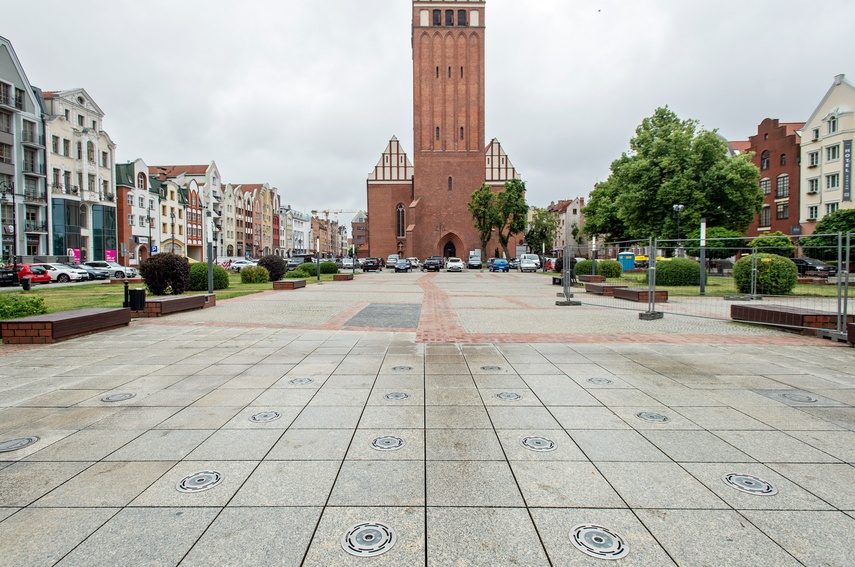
394 259 412 273
422 256 443 272
467 256 482 269
362 258 382 272
67 262 109 280
0 268 18 286
508 258 520 270
791 257 837 276
490 258 509 272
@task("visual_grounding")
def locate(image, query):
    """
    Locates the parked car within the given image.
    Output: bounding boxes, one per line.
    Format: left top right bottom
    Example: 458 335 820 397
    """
0 268 19 286
12 264 52 284
394 259 413 272
508 258 520 270
340 258 356 270
386 254 400 267
83 261 138 279
422 256 443 272
67 262 109 280
407 257 419 269
521 253 541 269
229 259 257 273
467 256 482 269
490 258 509 272
791 257 837 276
446 257 464 272
519 258 538 273
33 263 89 283
362 258 383 272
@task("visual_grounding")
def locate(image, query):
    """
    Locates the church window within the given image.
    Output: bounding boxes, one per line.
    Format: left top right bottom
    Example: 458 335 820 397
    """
396 204 406 237
446 10 454 26
436 127 440 140
760 150 770 171
460 127 464 140
433 10 441 26
448 177 453 191
458 10 467 26
448 67 451 78
436 67 439 78
460 66 464 78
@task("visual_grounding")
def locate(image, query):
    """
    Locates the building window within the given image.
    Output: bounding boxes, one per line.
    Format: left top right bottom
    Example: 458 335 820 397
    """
826 173 840 190
458 9 467 26
128 194 133 206
760 150 770 170
77 114 84 126
445 10 454 26
808 151 820 167
448 177 453 191
828 115 838 134
433 9 441 25
826 145 840 161
776 175 789 198
139 215 146 227
0 143 11 164
808 205 818 220
826 202 839 215
0 111 10 133
127 214 134 226
88 175 96 192
101 151 108 167
87 142 95 162
808 178 820 193
776 202 789 220
759 179 771 195
138 196 145 208
64 109 69 121
77 141 82 159
137 173 147 189
780 153 786 166
51 136 59 153
460 66 464 78
460 127 464 140
759 207 771 227
812 128 820 140
436 127 440 140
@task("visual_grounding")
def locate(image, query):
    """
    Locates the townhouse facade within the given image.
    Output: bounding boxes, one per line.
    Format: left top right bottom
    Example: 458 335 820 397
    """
547 198 586 256
115 158 160 265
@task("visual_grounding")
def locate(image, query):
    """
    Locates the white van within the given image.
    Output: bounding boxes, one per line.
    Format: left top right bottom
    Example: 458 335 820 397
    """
386 254 400 266
521 254 541 269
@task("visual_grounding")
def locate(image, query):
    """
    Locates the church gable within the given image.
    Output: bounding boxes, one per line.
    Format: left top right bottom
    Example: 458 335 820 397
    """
368 136 414 183
485 138 521 184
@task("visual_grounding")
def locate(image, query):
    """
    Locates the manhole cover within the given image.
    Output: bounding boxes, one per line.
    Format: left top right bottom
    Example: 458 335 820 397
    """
636 412 671 423
496 392 521 402
176 470 223 493
101 393 135 402
371 436 405 451
384 392 410 401
341 522 397 557
521 436 557 452
0 436 39 453
721 473 778 496
249 411 281 423
587 377 613 385
781 392 817 403
570 524 629 560
392 366 413 372
480 365 502 371
288 378 314 386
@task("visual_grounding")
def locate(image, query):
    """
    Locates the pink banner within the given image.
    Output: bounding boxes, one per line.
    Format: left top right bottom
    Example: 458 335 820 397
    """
105 249 117 262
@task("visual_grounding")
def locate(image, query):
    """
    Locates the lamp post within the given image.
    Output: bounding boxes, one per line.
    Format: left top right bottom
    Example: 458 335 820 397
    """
673 204 684 256
145 214 153 260
0 181 17 271
206 210 214 294
169 211 176 254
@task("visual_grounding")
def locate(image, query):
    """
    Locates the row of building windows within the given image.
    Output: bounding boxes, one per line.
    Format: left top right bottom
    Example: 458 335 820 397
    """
807 145 841 166
432 9 468 27
811 115 838 140
50 136 109 167
435 126 466 140
436 66 465 79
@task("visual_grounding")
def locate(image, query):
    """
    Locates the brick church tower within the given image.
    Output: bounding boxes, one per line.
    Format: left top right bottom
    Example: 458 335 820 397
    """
367 0 519 261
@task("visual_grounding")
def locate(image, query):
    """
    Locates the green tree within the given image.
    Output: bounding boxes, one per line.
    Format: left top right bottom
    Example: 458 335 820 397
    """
747 231 796 258
467 184 500 260
495 179 529 259
583 107 763 241
524 208 560 257
799 209 855 262
683 227 746 259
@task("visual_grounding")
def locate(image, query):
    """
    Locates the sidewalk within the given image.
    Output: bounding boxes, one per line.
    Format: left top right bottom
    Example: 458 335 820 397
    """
0 270 852 565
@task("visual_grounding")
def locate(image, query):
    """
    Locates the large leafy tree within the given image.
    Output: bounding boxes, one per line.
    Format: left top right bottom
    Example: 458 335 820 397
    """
524 208 560 258
468 184 500 260
583 107 763 241
800 209 855 261
495 179 529 259
683 227 746 259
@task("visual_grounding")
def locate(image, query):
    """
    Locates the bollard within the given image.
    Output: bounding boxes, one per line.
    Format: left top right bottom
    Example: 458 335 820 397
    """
123 280 130 308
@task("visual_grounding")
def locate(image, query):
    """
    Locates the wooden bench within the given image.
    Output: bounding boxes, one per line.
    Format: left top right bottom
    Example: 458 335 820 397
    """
578 274 606 283
585 283 629 296
107 277 144 285
804 271 830 279
1 308 131 344
333 273 354 281
731 304 853 333
273 279 307 290
849 323 855 345
613 287 669 303
131 294 215 318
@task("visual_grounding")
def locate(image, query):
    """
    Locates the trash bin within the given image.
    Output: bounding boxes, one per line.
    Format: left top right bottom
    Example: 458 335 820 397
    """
20 276 31 291
129 288 146 311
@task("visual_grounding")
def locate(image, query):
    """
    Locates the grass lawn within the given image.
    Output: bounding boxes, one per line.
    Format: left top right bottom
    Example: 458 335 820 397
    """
5 272 352 314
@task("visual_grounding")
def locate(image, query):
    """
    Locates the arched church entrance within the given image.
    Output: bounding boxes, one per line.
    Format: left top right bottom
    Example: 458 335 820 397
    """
443 241 456 259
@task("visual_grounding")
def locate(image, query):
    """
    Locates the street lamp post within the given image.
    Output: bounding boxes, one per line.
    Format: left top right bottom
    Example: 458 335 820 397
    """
673 204 684 256
146 214 153 260
0 181 17 271
169 211 176 254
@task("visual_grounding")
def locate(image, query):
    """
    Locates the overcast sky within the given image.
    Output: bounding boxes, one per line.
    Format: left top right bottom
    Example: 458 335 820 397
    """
5 0 852 221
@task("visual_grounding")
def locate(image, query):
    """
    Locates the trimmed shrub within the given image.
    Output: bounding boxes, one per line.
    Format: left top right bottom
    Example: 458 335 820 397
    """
240 265 270 284
139 253 191 295
747 231 796 258
188 262 230 291
733 253 797 295
258 255 287 281
575 259 622 278
320 261 338 274
0 294 47 320
644 258 701 286
284 270 310 279
299 262 318 276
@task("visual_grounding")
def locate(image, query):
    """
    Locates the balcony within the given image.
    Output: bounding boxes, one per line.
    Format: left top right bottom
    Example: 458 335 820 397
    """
22 161 46 176
21 132 45 148
24 221 47 233
23 191 47 203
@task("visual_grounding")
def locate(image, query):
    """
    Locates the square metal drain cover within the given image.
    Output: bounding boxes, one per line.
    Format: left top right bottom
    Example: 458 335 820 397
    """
344 304 422 329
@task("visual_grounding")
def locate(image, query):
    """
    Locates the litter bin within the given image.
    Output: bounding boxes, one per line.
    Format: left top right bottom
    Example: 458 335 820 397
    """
129 288 146 311
20 276 31 291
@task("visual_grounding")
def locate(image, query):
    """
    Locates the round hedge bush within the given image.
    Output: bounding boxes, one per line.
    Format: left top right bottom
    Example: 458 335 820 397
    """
320 261 338 274
574 259 622 278
299 262 318 276
240 265 270 284
732 253 797 295
140 253 191 295
257 255 287 281
644 258 700 286
188 262 230 291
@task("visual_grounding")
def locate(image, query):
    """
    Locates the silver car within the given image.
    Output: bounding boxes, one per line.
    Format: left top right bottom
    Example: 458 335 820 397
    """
83 261 138 279
446 257 464 272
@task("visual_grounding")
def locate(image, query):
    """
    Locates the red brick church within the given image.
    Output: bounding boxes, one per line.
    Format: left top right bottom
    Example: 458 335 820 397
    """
367 0 521 261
